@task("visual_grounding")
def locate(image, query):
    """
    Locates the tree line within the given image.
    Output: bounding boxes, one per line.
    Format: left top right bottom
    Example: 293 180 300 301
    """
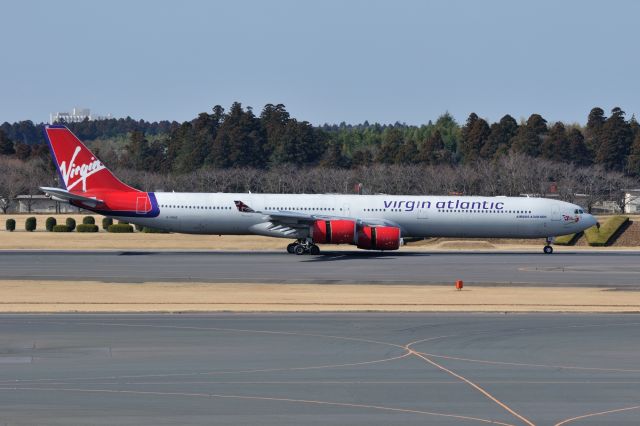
1 152 633 214
1 104 640 176
1 103 639 214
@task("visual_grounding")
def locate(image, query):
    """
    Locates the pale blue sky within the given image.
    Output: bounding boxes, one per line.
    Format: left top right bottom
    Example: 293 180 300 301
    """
1 0 638 125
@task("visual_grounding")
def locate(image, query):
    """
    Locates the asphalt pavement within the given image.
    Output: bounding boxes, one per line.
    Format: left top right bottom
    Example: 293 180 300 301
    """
1 250 640 287
0 313 639 425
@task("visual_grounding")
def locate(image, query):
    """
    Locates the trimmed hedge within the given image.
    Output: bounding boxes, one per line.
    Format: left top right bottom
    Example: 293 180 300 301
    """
118 220 129 225
25 217 36 232
82 216 96 225
6 218 16 232
77 224 99 233
52 224 71 232
102 217 113 230
584 215 629 246
65 217 76 231
108 223 134 233
45 217 57 232
142 226 170 233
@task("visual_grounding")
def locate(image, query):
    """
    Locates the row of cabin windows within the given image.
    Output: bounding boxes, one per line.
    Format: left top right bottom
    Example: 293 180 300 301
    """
265 207 337 211
159 204 338 212
437 209 533 214
159 204 533 215
160 204 231 210
363 208 534 214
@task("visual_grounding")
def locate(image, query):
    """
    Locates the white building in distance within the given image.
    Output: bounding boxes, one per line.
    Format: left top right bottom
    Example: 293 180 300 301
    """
624 189 640 214
50 108 111 124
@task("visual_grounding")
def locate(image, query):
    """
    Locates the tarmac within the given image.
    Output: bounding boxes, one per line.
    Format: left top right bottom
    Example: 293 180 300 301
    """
0 313 639 425
1 250 640 287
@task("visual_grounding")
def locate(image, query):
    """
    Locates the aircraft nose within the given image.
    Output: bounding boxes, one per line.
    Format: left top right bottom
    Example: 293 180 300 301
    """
585 214 598 228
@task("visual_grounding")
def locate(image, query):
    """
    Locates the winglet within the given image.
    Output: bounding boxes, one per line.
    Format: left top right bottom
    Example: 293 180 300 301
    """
234 200 255 213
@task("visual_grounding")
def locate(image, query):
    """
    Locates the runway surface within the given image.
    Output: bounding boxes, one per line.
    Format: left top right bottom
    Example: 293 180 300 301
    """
1 250 640 287
0 313 638 425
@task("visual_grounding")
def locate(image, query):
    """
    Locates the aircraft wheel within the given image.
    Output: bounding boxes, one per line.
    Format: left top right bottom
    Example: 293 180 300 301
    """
309 245 320 255
294 245 307 255
287 243 297 254
543 245 553 254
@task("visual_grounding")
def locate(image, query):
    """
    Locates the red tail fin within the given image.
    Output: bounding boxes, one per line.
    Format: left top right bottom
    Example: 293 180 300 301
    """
44 125 138 193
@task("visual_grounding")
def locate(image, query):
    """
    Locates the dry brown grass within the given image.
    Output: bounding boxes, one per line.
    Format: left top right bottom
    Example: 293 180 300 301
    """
0 280 638 313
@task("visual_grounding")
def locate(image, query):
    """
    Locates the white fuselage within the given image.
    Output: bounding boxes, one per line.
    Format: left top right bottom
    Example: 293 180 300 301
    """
113 193 597 240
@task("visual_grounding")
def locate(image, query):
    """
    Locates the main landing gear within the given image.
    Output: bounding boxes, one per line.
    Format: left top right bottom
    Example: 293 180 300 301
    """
287 239 320 255
543 237 554 254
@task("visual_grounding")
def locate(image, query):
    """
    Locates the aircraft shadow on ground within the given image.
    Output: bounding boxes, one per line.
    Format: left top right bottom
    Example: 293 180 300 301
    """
300 251 430 262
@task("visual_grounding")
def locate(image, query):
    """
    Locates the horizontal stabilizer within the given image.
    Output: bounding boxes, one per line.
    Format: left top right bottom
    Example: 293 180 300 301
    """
40 187 103 207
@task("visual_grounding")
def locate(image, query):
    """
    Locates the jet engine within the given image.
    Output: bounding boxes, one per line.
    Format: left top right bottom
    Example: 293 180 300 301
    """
356 225 401 250
311 220 356 244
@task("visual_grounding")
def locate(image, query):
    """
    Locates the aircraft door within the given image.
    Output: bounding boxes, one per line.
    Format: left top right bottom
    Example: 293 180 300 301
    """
551 205 561 221
343 204 351 217
418 207 429 219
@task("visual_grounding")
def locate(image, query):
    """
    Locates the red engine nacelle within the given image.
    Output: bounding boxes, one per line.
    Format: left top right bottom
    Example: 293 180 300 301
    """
311 220 356 244
356 226 401 250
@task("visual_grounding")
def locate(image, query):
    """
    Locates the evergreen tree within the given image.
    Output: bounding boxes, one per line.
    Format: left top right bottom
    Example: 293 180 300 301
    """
351 149 373 167
395 140 419 164
320 142 351 168
587 107 606 128
417 130 444 164
586 107 606 151
460 113 490 163
375 127 403 164
211 103 266 168
165 122 185 171
14 142 31 160
171 122 197 172
432 112 460 151
125 130 150 170
124 130 165 172
627 132 640 176
567 128 591 166
191 111 218 166
630 114 640 139
260 103 290 161
481 114 518 159
510 114 547 157
268 118 324 166
595 107 632 171
540 122 568 161
0 129 15 155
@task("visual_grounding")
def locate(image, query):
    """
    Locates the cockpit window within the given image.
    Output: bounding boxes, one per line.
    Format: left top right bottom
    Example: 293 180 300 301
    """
574 209 579 214
579 209 584 214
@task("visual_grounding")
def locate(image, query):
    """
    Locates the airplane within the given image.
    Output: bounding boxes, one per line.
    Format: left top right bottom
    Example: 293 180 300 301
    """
40 125 598 255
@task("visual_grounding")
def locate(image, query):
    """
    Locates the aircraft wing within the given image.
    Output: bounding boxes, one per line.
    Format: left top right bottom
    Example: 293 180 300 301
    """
233 200 398 228
40 187 103 207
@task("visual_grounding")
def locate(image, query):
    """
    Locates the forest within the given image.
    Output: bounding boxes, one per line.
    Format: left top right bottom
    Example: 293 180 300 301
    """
0 103 639 213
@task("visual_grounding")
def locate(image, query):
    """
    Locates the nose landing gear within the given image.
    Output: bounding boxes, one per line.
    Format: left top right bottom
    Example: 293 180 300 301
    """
287 239 320 255
543 237 555 254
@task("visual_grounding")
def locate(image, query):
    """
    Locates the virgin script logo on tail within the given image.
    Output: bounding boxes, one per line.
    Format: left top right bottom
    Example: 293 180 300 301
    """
59 146 106 192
